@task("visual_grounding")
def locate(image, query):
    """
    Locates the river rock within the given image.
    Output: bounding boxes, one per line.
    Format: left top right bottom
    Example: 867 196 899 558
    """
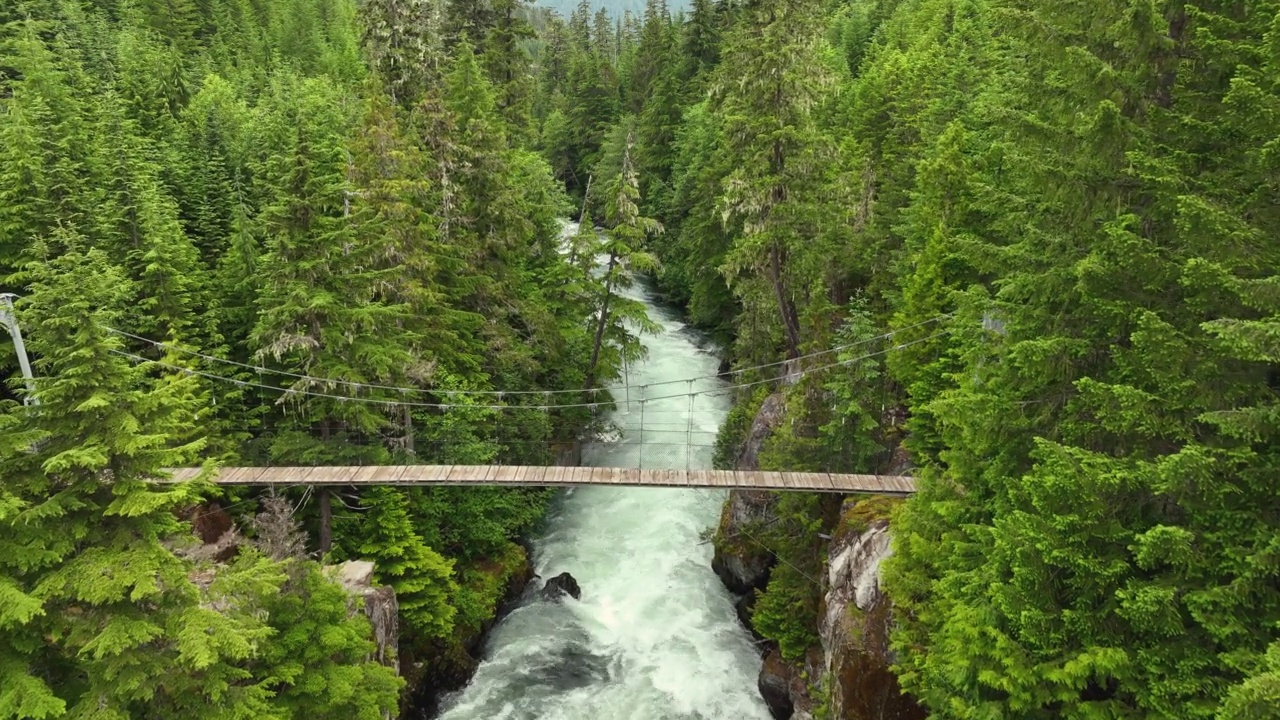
542 572 582 601
758 648 795 719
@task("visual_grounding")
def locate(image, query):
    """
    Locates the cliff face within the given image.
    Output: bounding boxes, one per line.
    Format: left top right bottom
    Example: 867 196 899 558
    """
712 390 788 593
712 391 923 719
820 505 924 720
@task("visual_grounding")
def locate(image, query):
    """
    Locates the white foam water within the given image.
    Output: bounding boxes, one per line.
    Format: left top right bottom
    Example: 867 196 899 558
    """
435 224 769 720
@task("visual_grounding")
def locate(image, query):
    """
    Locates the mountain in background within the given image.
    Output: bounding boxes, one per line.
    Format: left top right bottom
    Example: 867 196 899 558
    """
534 0 690 17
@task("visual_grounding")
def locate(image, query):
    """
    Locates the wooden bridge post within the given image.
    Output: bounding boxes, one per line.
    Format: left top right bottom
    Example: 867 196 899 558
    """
318 489 333 555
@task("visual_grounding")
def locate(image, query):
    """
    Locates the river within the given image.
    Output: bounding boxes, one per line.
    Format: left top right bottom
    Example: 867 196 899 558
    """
434 226 771 720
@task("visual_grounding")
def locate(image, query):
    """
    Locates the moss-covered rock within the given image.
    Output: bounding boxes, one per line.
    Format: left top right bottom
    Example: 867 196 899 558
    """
711 489 777 594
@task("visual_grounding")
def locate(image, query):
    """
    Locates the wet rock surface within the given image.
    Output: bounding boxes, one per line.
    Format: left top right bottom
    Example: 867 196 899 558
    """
758 649 795 720
541 572 582 601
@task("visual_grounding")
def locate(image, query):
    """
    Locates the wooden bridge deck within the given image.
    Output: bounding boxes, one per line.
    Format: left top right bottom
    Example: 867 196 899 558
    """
165 466 915 495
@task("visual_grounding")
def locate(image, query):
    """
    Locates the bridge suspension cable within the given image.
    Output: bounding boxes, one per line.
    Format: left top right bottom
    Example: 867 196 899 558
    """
109 329 954 412
102 313 954 399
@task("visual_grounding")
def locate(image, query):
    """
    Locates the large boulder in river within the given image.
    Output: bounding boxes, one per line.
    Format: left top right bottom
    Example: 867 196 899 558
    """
542 572 581 601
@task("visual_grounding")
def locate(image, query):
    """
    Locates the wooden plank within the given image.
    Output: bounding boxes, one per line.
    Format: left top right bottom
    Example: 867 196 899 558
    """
163 467 194 482
870 474 901 489
830 473 857 492
889 475 914 494
250 467 289 485
419 465 450 483
867 474 894 494
835 473 870 493
347 466 382 485
875 475 900 494
160 465 918 493
378 466 411 484
785 472 818 491
221 467 266 484
293 467 337 486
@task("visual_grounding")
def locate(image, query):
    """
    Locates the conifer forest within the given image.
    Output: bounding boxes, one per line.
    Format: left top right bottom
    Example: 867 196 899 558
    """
0 0 1277 718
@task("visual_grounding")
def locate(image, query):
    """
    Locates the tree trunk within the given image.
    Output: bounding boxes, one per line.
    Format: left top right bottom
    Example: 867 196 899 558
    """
319 419 333 555
318 489 333 556
770 242 802 360
585 250 619 390
402 405 415 457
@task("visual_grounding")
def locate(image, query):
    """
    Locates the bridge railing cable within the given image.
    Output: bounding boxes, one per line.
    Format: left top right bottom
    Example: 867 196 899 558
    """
102 313 953 399
108 328 954 412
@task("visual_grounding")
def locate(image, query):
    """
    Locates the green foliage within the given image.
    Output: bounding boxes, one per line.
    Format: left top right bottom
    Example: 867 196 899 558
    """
343 487 457 641
747 493 826 662
713 385 769 470
0 248 399 719
256 562 403 719
0 0 623 714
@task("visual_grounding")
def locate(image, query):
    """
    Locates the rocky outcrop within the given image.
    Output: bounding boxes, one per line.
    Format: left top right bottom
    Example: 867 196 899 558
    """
542 572 581 601
740 500 924 720
820 501 924 720
711 377 923 718
329 560 401 673
712 489 777 593
712 389 791 592
736 390 787 471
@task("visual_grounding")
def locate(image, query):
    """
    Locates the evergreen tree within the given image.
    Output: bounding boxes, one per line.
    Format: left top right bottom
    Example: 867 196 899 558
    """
358 0 444 106
345 487 457 641
584 131 661 390
678 0 720 92
885 2 1280 717
0 24 94 284
482 0 535 138
0 245 243 717
712 0 835 361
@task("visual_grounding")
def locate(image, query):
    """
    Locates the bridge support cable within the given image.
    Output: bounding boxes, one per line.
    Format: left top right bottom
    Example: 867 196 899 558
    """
98 313 956 402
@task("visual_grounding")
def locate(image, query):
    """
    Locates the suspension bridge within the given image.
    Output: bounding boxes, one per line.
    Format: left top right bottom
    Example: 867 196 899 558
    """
164 465 915 494
6 302 950 496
